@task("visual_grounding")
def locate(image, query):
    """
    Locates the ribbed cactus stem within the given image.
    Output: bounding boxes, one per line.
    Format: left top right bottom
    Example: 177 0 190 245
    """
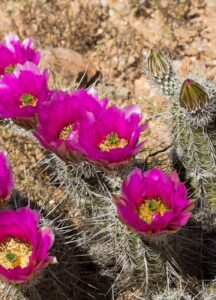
42 153 170 296
127 233 147 278
0 281 28 299
176 79 216 208
146 52 216 296
173 109 216 208
204 180 216 208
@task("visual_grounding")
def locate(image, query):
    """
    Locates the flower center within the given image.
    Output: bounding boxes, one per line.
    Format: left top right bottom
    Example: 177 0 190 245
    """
5 64 15 73
59 124 73 141
138 199 169 224
20 93 38 107
0 237 32 269
98 133 128 152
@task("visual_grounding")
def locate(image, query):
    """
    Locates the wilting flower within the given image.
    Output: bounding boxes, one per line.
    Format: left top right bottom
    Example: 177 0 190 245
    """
34 89 108 161
0 33 40 76
0 62 49 129
0 207 55 283
114 168 193 236
71 105 147 167
0 152 13 202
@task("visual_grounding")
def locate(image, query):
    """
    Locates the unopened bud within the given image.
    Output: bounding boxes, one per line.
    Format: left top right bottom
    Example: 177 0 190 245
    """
179 79 209 112
147 49 171 77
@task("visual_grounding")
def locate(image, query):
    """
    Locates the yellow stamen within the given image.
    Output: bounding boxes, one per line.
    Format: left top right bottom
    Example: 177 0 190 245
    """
99 133 128 152
59 124 73 141
138 199 169 224
20 93 38 108
0 238 32 269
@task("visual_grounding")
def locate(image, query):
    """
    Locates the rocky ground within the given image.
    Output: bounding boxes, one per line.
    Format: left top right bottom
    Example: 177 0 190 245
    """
0 0 215 299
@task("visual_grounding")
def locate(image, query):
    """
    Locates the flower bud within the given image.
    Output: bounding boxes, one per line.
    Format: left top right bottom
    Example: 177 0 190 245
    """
147 49 171 77
179 79 209 112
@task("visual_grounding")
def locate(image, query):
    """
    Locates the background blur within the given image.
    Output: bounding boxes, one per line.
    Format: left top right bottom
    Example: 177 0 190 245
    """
0 0 215 216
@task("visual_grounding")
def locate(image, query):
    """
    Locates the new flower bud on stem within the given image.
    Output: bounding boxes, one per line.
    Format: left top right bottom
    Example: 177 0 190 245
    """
147 49 172 77
180 79 209 112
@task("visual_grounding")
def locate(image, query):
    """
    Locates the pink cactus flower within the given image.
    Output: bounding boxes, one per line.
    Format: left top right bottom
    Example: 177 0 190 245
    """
0 33 40 76
114 168 193 236
34 89 108 162
0 207 55 283
0 152 13 202
71 104 147 167
0 62 49 129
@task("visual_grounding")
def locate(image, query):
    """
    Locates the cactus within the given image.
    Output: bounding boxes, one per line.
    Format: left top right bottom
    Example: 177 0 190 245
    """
37 152 175 298
146 50 180 99
5 120 36 139
145 49 216 297
147 49 216 208
0 192 84 300
2 34 216 299
153 288 192 300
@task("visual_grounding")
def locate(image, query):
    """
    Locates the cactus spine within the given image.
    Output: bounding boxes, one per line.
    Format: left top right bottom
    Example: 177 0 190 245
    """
146 50 216 286
147 49 216 209
40 153 172 298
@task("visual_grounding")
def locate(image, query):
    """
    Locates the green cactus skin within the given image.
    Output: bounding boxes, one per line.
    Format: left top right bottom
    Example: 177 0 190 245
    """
41 154 171 298
48 154 216 299
145 50 216 299
147 50 216 209
172 82 216 209
38 114 216 298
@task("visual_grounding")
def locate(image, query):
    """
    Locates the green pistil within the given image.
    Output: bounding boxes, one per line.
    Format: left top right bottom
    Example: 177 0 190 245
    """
107 133 119 145
148 201 157 211
21 94 33 105
5 65 15 73
6 252 16 262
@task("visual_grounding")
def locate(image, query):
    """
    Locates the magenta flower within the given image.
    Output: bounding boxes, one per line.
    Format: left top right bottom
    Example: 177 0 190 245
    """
114 168 193 236
0 33 40 76
34 89 108 161
0 152 13 202
0 62 49 129
71 105 147 166
0 207 55 283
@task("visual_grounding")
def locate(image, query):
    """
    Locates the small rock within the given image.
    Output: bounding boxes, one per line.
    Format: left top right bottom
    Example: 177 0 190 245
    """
109 0 131 16
134 76 157 99
118 86 129 99
40 48 100 89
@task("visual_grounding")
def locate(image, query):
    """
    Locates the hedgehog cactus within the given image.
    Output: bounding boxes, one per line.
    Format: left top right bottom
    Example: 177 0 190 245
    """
2 33 216 299
146 49 216 287
147 49 216 209
33 88 178 296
